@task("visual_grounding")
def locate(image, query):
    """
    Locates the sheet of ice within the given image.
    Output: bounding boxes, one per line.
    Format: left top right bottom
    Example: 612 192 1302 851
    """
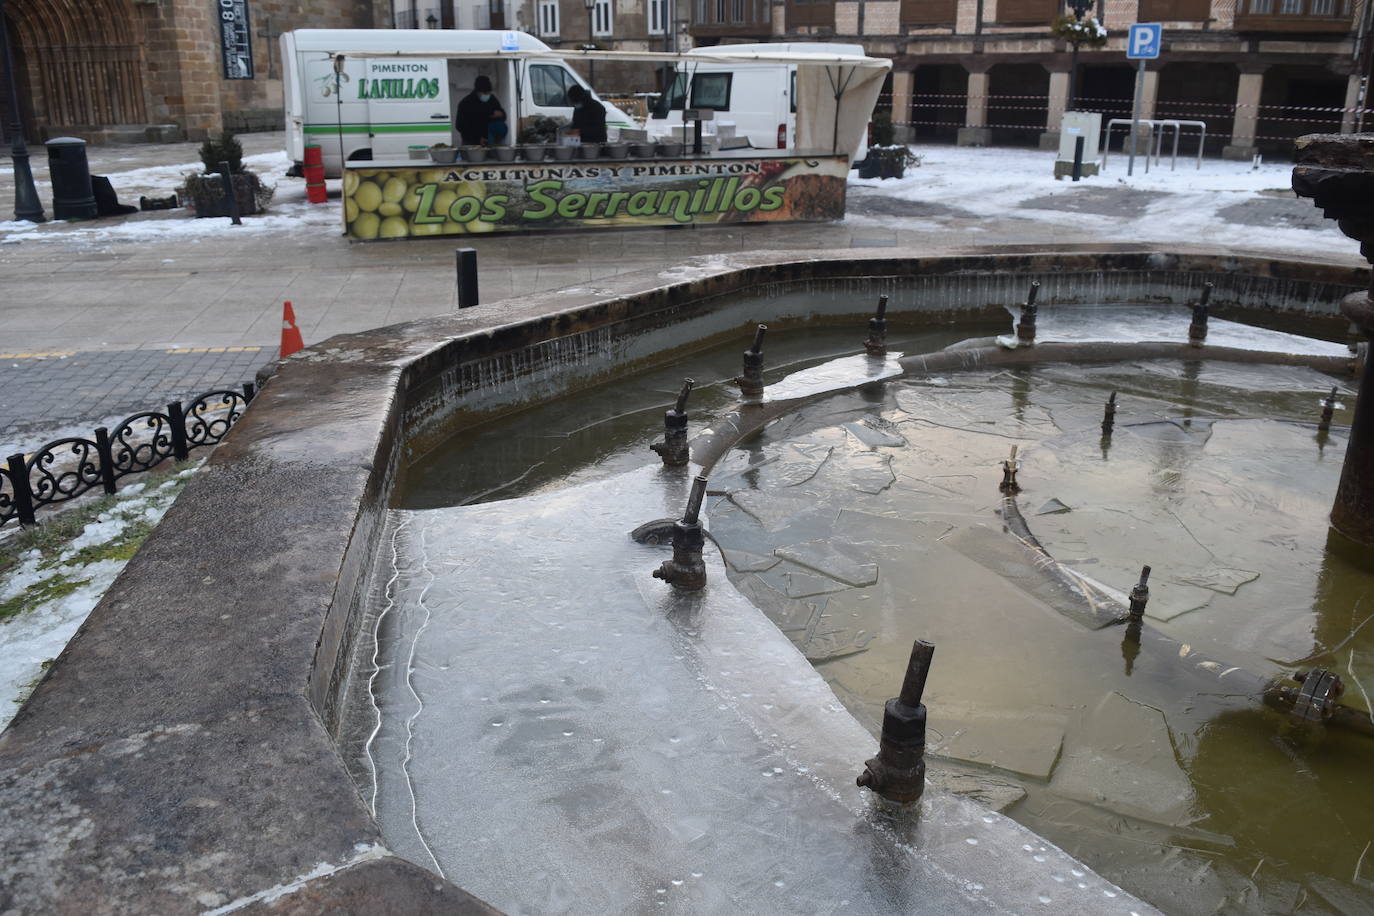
1010 304 1351 357
764 352 904 402
359 465 1155 915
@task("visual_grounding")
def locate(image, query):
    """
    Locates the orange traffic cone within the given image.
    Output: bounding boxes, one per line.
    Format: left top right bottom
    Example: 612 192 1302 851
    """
280 301 305 358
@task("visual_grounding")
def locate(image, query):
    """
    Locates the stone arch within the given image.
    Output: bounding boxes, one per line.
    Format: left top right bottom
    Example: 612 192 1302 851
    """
6 0 147 134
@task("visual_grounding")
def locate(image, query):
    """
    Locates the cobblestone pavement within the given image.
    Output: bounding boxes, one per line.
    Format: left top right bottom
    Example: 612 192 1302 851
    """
1 346 268 453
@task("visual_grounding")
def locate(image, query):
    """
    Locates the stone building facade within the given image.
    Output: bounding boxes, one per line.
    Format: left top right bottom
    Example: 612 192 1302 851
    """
3 0 383 142
668 0 1372 157
6 0 1366 152
482 0 1368 156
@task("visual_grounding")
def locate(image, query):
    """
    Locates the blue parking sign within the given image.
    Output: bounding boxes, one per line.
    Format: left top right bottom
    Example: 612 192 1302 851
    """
1127 23 1162 58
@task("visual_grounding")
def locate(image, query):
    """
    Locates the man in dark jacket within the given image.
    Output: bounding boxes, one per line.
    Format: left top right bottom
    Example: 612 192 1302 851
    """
566 85 607 145
455 75 507 145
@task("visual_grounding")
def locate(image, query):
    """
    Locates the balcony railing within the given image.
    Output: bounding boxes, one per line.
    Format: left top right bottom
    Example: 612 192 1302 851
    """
1234 0 1354 31
692 0 771 35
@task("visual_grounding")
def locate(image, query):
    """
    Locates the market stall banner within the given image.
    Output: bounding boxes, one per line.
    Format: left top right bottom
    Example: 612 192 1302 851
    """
341 155 848 240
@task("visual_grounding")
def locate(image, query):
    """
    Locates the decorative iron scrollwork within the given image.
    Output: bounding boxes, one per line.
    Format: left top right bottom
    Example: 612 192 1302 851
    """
0 463 18 526
184 390 250 448
27 437 104 509
108 412 176 481
0 381 255 529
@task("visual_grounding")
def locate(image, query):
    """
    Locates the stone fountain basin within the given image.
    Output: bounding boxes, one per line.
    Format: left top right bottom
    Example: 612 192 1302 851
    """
0 248 1364 913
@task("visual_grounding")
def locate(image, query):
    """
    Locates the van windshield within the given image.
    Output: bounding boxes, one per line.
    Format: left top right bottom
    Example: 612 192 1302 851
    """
652 71 688 118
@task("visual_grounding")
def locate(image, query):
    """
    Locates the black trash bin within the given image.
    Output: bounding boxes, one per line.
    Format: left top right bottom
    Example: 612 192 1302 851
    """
47 137 98 220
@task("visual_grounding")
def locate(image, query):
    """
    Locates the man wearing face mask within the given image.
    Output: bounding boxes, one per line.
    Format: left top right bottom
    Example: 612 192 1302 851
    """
566 85 607 145
456 75 508 145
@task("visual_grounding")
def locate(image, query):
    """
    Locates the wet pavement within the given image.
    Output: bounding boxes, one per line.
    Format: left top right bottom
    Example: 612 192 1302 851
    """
0 132 1357 448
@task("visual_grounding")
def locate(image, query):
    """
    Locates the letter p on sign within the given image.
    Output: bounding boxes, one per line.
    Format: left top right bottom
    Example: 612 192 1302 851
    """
1127 23 1162 59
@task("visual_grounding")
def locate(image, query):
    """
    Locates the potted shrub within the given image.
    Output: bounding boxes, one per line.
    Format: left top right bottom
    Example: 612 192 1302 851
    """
861 111 919 179
180 131 273 218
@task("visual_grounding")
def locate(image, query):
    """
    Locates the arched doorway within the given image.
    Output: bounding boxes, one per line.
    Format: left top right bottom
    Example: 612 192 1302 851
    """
6 0 147 137
987 62 1048 147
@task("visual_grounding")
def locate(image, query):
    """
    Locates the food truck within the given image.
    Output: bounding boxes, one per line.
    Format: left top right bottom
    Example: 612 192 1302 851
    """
281 29 639 177
646 42 870 158
283 34 890 241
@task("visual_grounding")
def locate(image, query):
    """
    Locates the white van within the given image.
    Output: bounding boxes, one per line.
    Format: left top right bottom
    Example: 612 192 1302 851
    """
280 29 637 176
646 42 869 159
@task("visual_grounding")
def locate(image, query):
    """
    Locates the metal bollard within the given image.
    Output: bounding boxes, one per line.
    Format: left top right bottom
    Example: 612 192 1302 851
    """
652 475 708 590
857 639 934 804
864 295 889 357
456 247 479 308
999 445 1021 493
1101 390 1118 436
1188 282 1212 347
736 324 767 401
650 378 695 466
1017 282 1040 345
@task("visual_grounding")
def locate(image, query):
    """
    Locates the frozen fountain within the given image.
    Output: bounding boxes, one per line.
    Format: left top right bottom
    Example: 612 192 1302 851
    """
6 146 1374 916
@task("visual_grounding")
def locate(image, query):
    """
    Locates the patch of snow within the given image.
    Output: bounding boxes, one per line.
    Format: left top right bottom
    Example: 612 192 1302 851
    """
848 145 1345 260
0 468 197 728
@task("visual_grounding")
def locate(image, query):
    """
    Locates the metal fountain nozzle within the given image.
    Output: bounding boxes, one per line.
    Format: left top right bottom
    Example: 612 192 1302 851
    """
1127 565 1151 623
736 324 768 401
999 445 1021 493
650 378 695 466
1189 282 1213 347
1016 282 1039 345
865 294 889 357
857 639 934 804
652 475 709 590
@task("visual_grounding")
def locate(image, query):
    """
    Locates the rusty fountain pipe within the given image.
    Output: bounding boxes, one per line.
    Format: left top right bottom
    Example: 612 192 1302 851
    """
857 639 934 804
737 324 768 402
1189 282 1213 347
864 294 890 357
650 378 696 466
999 445 1021 493
1101 390 1118 436
652 475 708 590
1320 385 1339 427
1016 281 1040 345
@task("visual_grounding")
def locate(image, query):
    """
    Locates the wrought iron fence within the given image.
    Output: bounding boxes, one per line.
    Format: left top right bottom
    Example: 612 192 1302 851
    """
0 384 256 530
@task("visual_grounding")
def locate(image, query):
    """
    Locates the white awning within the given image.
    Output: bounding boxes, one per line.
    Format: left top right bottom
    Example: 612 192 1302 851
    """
318 46 891 72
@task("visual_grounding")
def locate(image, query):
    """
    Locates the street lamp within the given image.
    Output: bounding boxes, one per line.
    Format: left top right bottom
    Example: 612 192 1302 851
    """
0 0 44 222
583 0 596 85
1065 0 1094 112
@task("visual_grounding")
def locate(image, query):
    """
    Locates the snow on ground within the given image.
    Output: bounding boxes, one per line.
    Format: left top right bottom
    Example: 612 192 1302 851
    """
0 464 201 728
0 150 342 244
849 145 1347 259
0 143 1350 259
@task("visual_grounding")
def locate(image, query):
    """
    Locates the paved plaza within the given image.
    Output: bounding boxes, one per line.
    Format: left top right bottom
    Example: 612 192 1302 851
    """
0 131 1360 448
